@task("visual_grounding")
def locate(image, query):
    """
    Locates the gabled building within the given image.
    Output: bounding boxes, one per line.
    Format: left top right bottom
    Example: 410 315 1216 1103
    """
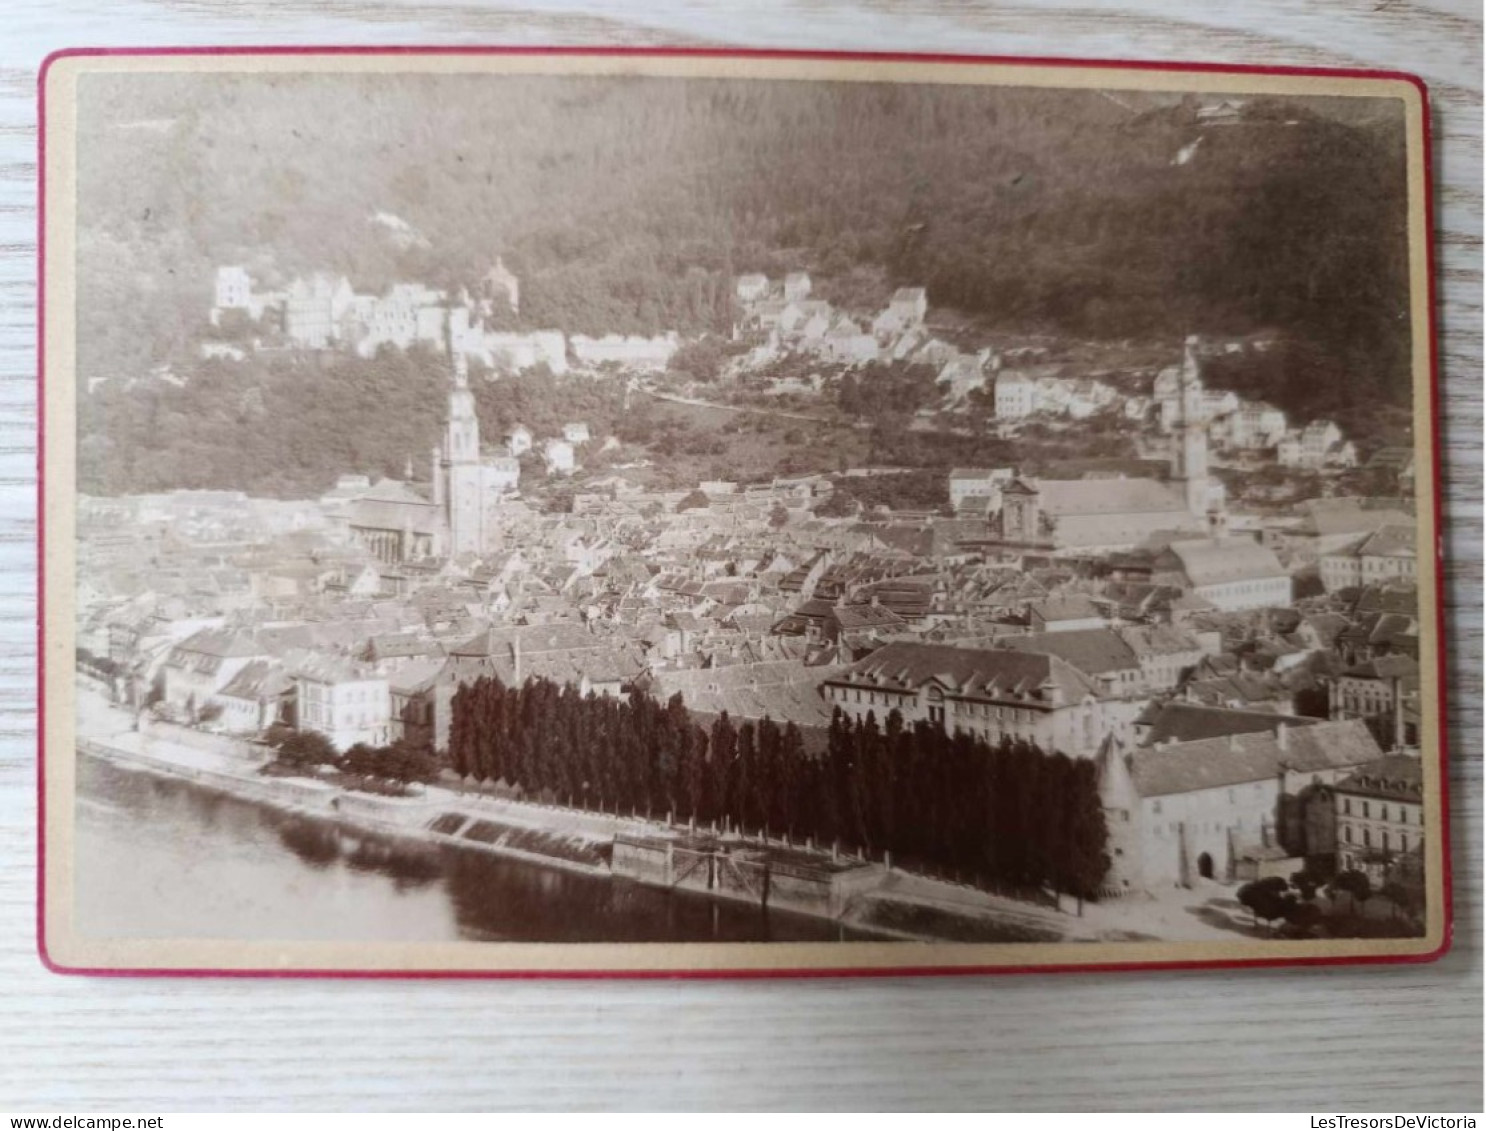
948 468 1015 515
1155 538 1290 612
213 659 293 735
283 273 355 350
1319 521 1417 593
735 273 770 303
993 371 1038 419
823 641 1116 758
999 476 1208 554
1115 625 1206 691
291 654 392 752
1334 755 1425 883
1027 595 1106 634
481 256 520 315
1098 718 1385 892
1329 655 1420 752
996 628 1144 699
162 628 271 716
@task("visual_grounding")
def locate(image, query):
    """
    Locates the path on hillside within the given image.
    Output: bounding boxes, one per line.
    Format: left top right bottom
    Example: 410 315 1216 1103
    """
640 386 850 428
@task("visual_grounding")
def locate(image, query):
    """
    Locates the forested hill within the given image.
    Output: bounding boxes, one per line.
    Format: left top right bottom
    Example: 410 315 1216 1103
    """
78 74 1411 406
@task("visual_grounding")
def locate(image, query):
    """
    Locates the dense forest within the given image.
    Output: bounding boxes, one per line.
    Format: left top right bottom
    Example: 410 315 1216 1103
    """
76 347 636 495
77 73 1411 424
447 675 1110 901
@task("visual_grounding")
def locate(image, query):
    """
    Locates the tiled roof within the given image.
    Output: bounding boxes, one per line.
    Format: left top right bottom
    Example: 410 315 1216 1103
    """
949 468 1014 481
834 642 1101 705
1180 670 1290 707
175 628 263 659
1129 719 1382 797
290 653 381 685
1342 655 1421 683
387 657 447 695
1295 500 1414 538
450 623 600 659
217 660 293 702
1117 625 1202 658
1166 538 1287 586
998 629 1138 677
1335 755 1424 802
1358 522 1417 559
832 604 907 631
1036 478 1186 517
1030 595 1103 623
1138 702 1319 747
367 632 444 660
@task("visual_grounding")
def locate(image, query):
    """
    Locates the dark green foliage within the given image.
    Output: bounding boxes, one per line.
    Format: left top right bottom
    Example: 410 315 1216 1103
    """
812 490 859 518
448 679 1109 900
1237 875 1292 929
1330 868 1374 912
264 723 339 770
836 362 941 420
830 468 953 513
667 336 735 384
267 727 439 788
78 76 1410 494
78 348 629 497
1289 867 1324 902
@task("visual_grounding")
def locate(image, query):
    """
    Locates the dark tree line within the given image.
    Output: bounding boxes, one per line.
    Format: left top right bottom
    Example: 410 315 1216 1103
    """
448 675 1110 903
81 75 1411 438
263 723 440 793
78 346 631 497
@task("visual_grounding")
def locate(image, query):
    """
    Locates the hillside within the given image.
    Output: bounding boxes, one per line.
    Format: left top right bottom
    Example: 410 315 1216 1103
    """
79 77 1410 378
72 76 1413 496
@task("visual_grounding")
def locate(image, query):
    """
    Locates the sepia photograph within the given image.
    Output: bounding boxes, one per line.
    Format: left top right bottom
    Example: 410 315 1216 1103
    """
39 51 1447 974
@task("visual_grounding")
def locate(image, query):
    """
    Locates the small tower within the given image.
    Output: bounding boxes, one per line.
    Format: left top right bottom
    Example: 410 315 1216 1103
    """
1000 478 1043 544
443 351 485 557
1170 335 1210 519
482 256 520 316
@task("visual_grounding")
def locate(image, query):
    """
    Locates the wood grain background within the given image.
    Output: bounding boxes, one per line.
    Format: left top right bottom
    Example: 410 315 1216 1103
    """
1 0 1480 1113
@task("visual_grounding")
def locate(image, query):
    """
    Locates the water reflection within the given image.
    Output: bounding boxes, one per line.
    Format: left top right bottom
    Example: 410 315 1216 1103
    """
276 817 340 869
76 754 884 944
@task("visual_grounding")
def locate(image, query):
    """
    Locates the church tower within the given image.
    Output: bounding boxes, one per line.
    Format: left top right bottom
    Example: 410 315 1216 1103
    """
443 351 484 557
1170 335 1210 519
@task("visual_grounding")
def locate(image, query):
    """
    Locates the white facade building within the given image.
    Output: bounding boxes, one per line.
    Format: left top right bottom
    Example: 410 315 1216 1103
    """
994 371 1038 419
294 657 392 752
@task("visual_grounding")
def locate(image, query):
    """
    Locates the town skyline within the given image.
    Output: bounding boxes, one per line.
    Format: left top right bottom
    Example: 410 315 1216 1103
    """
62 65 1437 959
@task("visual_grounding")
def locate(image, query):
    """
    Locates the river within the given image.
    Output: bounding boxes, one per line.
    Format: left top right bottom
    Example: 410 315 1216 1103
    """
75 754 885 944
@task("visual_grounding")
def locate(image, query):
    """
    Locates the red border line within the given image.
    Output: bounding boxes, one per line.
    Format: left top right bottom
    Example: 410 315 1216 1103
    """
35 46 1449 980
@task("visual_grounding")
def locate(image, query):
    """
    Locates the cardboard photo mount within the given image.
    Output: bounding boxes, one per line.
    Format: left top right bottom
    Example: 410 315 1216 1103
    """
38 47 1452 978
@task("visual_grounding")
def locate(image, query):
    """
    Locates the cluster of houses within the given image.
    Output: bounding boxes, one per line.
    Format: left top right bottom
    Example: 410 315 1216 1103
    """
731 278 1359 483
78 428 1425 904
733 271 931 369
206 260 679 375
80 284 1422 913
503 420 594 476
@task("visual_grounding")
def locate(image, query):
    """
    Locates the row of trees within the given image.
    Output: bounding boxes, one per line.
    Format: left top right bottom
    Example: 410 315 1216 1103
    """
447 675 1110 905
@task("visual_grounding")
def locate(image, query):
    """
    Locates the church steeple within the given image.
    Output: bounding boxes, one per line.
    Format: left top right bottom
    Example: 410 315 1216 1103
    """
445 350 479 465
440 349 486 558
1171 335 1210 519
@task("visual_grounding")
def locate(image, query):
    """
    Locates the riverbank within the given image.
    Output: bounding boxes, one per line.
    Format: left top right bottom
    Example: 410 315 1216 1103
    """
73 686 1247 945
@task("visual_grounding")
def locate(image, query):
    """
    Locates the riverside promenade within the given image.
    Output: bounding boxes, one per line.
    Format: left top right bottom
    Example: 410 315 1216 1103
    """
74 684 1252 944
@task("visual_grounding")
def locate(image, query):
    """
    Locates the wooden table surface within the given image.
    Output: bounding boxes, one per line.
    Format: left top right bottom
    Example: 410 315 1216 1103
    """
1 0 1479 1113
